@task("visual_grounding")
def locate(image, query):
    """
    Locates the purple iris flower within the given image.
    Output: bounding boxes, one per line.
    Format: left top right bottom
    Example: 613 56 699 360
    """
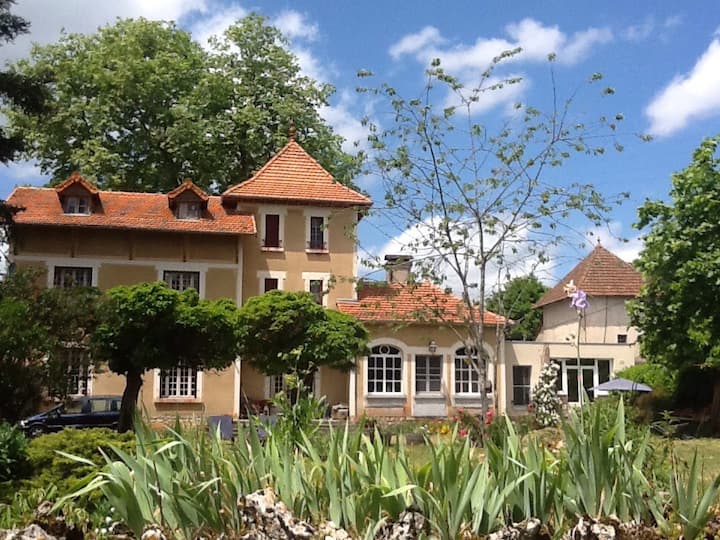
570 289 588 310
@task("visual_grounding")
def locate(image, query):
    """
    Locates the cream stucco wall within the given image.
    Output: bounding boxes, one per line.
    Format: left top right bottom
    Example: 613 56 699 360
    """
241 205 358 305
537 297 639 344
354 323 501 418
503 341 640 415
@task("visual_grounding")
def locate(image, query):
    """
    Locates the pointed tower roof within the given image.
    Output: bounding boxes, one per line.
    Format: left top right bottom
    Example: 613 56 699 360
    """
535 244 642 307
222 140 372 207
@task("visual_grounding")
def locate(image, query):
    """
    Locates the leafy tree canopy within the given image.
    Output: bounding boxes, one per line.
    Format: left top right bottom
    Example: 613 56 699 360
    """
237 290 369 387
91 282 241 431
5 15 357 193
0 269 100 422
629 135 720 425
486 275 548 340
630 135 720 371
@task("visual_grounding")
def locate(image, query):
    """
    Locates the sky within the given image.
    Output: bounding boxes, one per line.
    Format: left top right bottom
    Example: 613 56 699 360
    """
1 0 719 289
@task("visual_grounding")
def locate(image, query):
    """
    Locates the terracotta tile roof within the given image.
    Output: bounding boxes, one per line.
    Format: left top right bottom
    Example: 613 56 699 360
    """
222 140 372 207
535 245 642 307
167 178 210 203
336 280 506 325
55 171 99 195
8 186 256 236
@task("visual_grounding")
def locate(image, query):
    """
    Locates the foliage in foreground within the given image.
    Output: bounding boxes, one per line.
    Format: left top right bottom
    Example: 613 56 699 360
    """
51 399 720 540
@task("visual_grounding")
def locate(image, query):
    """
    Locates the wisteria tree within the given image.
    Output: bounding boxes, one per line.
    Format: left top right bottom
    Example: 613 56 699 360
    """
360 53 631 416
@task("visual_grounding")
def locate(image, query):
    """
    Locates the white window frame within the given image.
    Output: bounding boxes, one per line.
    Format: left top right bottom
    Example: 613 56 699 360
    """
366 344 404 396
153 367 204 401
304 208 331 253
259 206 286 252
256 270 286 294
52 266 95 288
176 201 201 220
158 267 205 298
511 365 532 406
452 345 494 397
163 270 201 292
62 347 93 397
264 370 322 399
553 358 612 403
63 196 91 215
415 355 443 394
302 272 331 307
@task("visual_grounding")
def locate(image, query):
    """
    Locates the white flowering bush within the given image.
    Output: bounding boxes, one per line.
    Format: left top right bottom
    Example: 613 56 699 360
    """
532 362 562 427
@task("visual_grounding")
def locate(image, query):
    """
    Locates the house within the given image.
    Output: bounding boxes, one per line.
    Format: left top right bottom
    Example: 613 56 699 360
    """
503 244 643 413
336 256 506 418
6 131 643 420
7 137 371 420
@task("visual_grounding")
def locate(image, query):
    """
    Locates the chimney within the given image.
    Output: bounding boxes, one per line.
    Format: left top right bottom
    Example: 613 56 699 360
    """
384 254 413 284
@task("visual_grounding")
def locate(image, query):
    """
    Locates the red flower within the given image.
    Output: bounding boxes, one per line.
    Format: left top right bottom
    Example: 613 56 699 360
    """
459 428 468 437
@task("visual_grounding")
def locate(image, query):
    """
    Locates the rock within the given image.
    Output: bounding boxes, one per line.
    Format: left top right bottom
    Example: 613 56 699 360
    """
238 488 316 539
488 518 551 540
140 525 166 540
374 510 427 540
0 524 58 540
317 521 353 540
563 517 616 540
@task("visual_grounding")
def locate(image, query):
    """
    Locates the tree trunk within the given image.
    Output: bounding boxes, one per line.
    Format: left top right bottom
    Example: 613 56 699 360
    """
711 375 720 434
118 367 143 433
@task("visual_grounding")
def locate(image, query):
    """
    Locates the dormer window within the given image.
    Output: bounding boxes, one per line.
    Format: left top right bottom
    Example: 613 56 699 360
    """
63 196 91 215
167 179 209 221
177 201 201 220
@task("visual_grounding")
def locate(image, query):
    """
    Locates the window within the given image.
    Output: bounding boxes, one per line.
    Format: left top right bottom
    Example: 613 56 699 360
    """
63 196 91 215
512 366 532 405
164 271 200 292
54 266 92 288
272 374 286 395
264 278 279 292
61 348 91 396
454 347 492 394
617 334 627 344
308 216 325 250
176 201 201 220
415 355 442 393
159 366 198 399
553 358 611 403
263 214 281 248
309 279 323 304
367 344 402 394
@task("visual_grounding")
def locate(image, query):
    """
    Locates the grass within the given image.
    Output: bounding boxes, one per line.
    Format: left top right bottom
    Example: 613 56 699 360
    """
673 437 720 481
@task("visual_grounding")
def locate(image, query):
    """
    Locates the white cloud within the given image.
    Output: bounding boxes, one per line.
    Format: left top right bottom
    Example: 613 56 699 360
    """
388 26 444 59
273 10 318 42
443 74 529 116
3 160 44 181
390 18 612 70
585 221 643 263
190 5 247 47
0 0 208 64
320 90 371 153
645 38 720 137
361 216 553 297
562 27 613 64
623 14 682 43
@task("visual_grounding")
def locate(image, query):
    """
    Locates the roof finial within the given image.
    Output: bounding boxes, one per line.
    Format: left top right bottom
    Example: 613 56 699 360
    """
597 237 602 246
289 119 296 141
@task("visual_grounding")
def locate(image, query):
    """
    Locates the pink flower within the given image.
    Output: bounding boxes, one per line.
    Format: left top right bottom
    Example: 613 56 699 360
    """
459 428 468 437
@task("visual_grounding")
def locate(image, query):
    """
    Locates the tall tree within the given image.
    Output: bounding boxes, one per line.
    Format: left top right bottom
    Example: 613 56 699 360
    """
5 15 356 193
0 269 100 422
0 0 46 269
91 282 241 431
237 290 369 392
486 275 548 340
361 55 628 417
629 135 720 428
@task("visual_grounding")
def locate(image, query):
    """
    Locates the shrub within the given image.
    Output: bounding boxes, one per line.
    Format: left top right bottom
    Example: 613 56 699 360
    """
617 362 677 398
24 428 134 495
0 422 29 482
532 362 562 427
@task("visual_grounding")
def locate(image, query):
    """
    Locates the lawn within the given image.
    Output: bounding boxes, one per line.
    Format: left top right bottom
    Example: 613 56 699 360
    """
673 437 720 480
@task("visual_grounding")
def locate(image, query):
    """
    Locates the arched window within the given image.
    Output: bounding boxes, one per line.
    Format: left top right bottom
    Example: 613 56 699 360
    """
454 347 492 394
367 345 403 394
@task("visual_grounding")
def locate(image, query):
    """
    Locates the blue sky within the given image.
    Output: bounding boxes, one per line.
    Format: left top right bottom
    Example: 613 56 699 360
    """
1 0 719 286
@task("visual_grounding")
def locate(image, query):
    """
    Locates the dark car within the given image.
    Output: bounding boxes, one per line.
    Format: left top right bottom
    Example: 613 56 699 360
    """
18 395 122 437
